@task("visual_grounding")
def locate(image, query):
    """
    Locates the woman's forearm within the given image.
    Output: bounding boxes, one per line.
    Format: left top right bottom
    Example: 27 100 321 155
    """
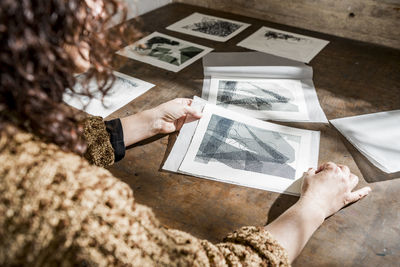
120 110 159 147
265 199 325 263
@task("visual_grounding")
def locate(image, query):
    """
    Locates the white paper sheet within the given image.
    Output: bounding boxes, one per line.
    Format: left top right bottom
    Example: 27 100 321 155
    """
237 26 329 63
166 12 250 42
63 71 154 118
163 97 207 172
163 99 320 196
116 32 213 72
208 77 309 121
330 110 400 173
203 51 312 79
202 52 328 123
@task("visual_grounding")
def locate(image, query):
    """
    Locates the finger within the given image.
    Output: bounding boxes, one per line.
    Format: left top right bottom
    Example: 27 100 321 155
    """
348 173 359 190
183 106 202 118
175 117 185 131
174 98 192 106
317 162 337 173
307 167 316 175
337 164 350 177
345 186 372 205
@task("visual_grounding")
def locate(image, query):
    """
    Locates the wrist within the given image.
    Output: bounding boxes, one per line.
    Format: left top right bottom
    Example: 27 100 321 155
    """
294 197 326 226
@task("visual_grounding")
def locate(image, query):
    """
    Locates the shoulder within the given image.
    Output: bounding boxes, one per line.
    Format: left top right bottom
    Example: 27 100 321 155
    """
0 124 134 264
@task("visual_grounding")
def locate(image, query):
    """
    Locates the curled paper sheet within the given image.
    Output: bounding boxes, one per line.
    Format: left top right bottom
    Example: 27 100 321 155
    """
201 52 328 123
163 97 320 196
331 110 400 174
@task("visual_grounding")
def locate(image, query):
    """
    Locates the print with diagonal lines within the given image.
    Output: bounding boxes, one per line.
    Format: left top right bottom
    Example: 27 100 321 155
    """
217 80 299 112
195 114 301 179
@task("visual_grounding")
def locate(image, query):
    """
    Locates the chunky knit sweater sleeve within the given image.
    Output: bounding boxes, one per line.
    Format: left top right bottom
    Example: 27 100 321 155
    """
0 122 290 267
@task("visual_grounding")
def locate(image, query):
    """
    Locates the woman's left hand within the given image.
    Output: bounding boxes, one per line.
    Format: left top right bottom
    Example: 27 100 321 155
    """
120 98 202 146
150 98 202 134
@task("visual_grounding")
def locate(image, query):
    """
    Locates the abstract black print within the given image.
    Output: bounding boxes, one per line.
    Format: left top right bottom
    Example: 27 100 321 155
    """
135 36 204 66
265 31 306 43
116 32 213 72
183 17 241 37
194 114 300 180
216 80 299 112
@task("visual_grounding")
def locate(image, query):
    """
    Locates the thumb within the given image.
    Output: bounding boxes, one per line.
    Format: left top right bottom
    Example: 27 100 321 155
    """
183 106 202 119
345 186 372 205
307 167 316 175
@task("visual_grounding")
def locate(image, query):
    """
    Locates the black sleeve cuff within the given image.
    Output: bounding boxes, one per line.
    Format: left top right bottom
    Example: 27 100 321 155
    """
104 118 125 162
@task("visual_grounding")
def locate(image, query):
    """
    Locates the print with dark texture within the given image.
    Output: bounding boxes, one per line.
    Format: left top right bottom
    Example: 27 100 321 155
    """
195 115 300 179
183 18 241 37
217 81 299 112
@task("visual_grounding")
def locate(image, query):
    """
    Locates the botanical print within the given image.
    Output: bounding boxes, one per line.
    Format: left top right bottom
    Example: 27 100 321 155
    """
195 114 300 180
208 77 309 121
116 32 213 72
167 13 250 42
237 26 329 63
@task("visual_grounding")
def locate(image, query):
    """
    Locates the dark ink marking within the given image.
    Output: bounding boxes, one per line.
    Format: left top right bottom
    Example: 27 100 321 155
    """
184 18 241 37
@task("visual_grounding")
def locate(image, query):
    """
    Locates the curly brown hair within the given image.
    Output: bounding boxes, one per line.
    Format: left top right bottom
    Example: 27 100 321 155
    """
0 0 136 154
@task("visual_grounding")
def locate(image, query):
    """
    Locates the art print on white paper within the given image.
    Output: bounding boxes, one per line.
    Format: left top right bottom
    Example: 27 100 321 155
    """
166 12 250 42
237 26 329 63
208 77 309 121
63 71 154 118
116 32 213 72
179 104 313 195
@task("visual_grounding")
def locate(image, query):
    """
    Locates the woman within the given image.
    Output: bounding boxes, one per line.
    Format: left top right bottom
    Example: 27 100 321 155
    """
0 0 371 266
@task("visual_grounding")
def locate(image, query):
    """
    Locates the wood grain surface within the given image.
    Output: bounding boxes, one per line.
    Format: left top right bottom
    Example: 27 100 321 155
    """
174 0 400 50
107 4 400 266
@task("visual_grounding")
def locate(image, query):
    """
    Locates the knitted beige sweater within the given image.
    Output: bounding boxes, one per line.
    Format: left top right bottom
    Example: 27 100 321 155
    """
0 117 290 266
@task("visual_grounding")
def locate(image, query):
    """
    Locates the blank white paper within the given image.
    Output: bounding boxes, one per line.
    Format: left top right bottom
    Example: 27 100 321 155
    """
331 110 400 173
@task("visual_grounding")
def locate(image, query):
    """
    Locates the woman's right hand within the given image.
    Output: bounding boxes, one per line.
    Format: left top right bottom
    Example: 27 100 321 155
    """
299 162 371 219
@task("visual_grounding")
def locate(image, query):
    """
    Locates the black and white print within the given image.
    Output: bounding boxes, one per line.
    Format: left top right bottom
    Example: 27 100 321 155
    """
208 77 309 121
63 71 154 117
195 114 300 179
116 32 213 72
237 26 329 63
179 104 315 195
166 13 250 42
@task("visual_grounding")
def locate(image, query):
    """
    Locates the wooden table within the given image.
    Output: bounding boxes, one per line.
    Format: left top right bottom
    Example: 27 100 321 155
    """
108 3 400 266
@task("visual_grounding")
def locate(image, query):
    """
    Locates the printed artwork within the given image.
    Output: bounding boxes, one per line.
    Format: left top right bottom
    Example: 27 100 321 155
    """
195 114 300 179
237 26 329 63
63 71 154 117
116 32 213 72
178 104 316 195
166 13 250 42
208 77 309 121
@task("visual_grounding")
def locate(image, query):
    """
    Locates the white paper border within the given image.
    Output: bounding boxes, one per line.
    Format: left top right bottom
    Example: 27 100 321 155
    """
178 104 315 195
207 76 309 121
116 32 213 72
